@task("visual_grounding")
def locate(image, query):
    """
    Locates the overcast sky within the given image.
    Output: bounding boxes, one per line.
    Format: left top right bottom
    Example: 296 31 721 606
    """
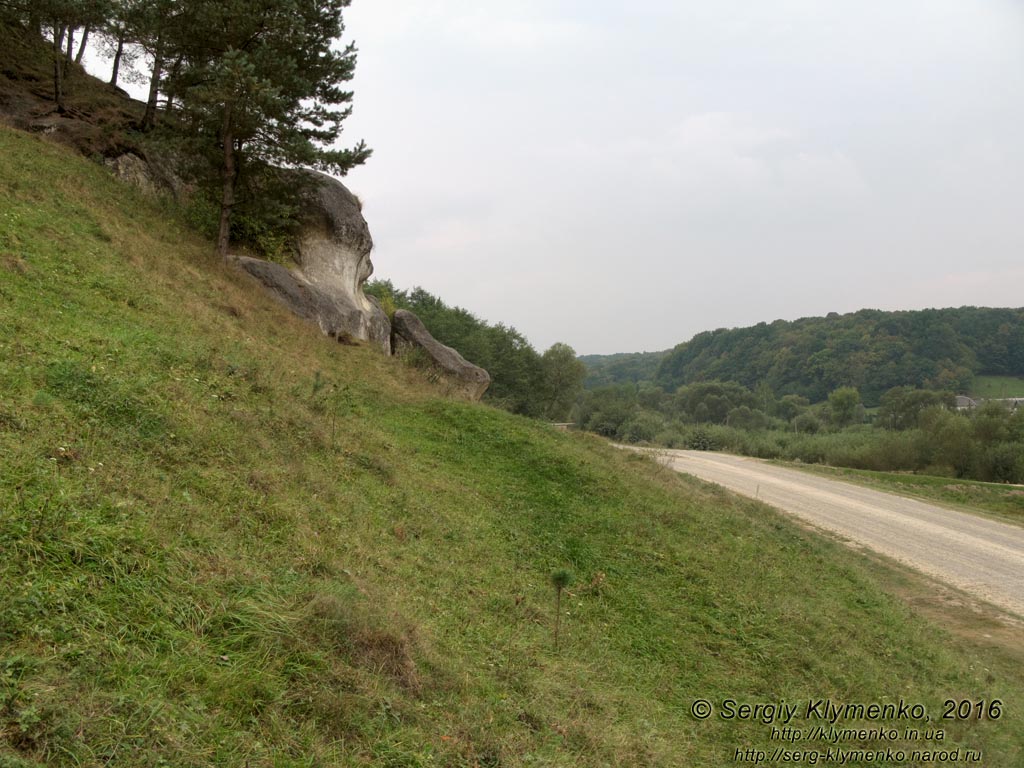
86 2 1024 355
332 0 1024 355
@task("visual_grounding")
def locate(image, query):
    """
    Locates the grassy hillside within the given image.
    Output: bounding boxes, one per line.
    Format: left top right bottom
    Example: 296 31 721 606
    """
2 126 1023 766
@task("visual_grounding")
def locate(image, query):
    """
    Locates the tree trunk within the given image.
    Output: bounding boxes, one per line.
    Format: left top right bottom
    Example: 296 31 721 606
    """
65 27 74 61
141 39 164 130
51 24 65 111
163 54 184 114
109 32 124 86
74 25 91 65
217 107 236 260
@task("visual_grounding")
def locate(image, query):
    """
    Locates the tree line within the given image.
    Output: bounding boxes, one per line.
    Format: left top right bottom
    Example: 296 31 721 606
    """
2 0 370 258
365 281 586 421
651 307 1024 405
573 378 1024 483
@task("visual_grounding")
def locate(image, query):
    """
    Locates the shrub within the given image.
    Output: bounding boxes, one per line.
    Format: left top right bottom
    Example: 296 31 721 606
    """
792 412 822 434
727 405 768 430
653 428 687 448
686 427 719 451
976 442 1024 484
617 412 665 444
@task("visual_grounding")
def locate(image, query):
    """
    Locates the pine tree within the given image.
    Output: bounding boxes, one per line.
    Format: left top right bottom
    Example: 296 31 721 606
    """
170 0 370 258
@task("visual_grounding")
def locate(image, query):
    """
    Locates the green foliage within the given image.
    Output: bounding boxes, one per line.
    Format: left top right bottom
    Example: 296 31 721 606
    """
540 342 587 421
827 386 861 428
3 124 1024 766
366 280 582 420
775 393 809 421
685 427 719 451
165 0 371 255
579 350 668 388
599 385 1024 484
617 411 665 444
550 569 574 592
976 441 1024 484
673 380 757 424
573 385 637 437
654 308 1024 405
1 4 369 257
877 386 953 430
921 408 976 478
726 405 768 430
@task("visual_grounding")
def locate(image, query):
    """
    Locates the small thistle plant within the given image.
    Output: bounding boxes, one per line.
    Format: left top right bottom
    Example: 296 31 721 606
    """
551 568 574 651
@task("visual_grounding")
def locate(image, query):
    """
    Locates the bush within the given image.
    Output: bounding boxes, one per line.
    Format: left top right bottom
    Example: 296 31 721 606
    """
727 405 768 430
976 442 1024 484
617 412 665 444
654 428 687 448
792 412 822 434
686 427 719 451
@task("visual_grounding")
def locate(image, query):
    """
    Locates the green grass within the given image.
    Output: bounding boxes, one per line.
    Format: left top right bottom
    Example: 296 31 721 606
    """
971 376 1024 399
780 463 1024 527
2 124 1024 766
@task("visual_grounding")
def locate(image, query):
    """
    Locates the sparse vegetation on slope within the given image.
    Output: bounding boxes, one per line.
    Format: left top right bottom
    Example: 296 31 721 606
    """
2 127 1024 766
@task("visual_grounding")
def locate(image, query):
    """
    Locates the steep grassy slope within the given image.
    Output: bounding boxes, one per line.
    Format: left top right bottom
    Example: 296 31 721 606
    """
1 126 1023 766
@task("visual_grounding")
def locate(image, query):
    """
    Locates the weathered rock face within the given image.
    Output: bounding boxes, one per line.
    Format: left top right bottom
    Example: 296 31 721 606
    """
391 310 490 401
104 151 191 202
288 170 391 352
105 153 162 197
235 256 381 344
232 171 391 352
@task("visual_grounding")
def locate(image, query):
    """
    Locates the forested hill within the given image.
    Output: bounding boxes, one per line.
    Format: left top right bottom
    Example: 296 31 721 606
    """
578 350 668 388
652 307 1024 406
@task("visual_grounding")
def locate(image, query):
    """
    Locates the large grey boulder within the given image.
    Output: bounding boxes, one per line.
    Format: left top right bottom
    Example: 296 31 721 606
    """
288 171 390 351
234 171 391 352
105 153 389 349
391 310 490 400
237 256 388 344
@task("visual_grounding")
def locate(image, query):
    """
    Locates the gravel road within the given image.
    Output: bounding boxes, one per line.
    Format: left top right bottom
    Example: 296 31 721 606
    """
652 449 1024 617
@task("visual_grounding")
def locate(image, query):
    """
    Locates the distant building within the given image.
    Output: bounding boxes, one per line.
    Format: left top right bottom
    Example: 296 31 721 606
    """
955 395 1023 412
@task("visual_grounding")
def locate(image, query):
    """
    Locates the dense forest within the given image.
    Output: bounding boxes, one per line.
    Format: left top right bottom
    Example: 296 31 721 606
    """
653 307 1024 405
578 350 667 389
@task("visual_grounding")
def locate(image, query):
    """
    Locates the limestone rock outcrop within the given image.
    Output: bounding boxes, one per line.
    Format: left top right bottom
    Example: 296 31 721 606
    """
391 309 491 400
237 171 391 352
106 154 487 393
236 256 382 344
288 171 391 352
104 150 191 202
